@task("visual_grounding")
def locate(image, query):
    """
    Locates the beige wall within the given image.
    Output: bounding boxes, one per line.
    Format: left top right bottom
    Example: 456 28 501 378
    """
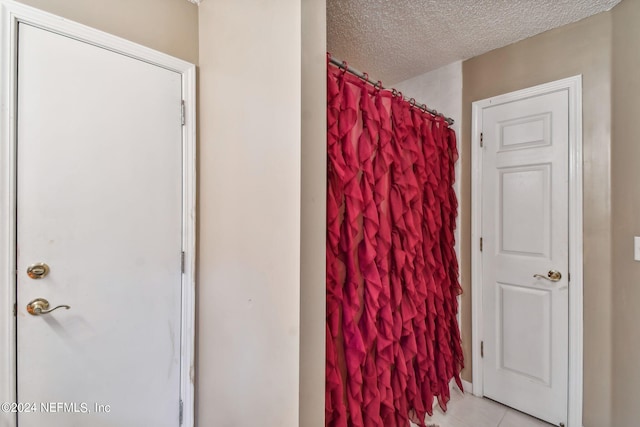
197 1 304 425
300 0 327 426
16 0 198 64
611 0 640 426
462 12 613 427
394 61 463 126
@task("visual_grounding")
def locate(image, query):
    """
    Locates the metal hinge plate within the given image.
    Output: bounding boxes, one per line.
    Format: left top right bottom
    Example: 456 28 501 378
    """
179 399 183 425
181 251 185 274
480 237 483 252
480 132 483 147
181 100 186 126
481 341 484 358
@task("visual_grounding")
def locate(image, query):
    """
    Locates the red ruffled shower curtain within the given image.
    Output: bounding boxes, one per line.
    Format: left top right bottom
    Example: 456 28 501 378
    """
326 62 464 427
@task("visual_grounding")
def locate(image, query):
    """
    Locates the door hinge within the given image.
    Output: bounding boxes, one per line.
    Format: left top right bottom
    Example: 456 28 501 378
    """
480 132 483 147
181 251 185 274
13 303 17 317
181 100 186 126
179 399 183 425
480 237 483 252
481 341 484 358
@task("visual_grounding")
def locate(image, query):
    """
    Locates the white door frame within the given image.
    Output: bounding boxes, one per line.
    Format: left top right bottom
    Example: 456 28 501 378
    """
0 1 197 426
471 76 583 427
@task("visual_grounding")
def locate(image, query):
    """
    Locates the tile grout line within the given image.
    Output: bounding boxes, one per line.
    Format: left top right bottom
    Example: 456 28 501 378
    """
496 407 509 427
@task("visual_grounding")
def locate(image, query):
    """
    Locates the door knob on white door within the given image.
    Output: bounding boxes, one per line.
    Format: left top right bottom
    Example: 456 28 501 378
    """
533 270 562 282
26 298 70 316
26 262 50 279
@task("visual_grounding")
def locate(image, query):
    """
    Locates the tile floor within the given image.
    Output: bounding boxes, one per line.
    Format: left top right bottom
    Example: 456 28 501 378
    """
412 387 554 427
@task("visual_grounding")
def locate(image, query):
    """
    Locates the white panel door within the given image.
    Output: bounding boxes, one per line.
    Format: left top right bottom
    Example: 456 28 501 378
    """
482 90 569 426
16 23 183 426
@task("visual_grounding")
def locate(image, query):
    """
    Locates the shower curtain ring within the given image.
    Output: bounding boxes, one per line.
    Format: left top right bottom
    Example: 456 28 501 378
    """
409 98 416 108
375 81 383 92
362 72 369 84
341 61 348 74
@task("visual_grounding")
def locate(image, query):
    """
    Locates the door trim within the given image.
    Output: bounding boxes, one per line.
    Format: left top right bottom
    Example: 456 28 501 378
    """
470 76 583 427
0 1 197 426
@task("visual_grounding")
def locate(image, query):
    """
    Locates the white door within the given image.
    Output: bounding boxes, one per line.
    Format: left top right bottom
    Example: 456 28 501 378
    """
16 23 183 426
481 89 569 426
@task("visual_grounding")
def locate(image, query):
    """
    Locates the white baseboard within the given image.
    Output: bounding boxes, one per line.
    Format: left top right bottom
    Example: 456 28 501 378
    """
447 377 472 393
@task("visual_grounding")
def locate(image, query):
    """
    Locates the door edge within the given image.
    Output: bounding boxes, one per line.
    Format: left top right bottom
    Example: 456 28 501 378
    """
0 2 197 426
470 75 584 427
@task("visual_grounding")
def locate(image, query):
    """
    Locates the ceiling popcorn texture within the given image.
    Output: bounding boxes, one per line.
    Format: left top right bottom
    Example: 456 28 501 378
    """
327 0 621 84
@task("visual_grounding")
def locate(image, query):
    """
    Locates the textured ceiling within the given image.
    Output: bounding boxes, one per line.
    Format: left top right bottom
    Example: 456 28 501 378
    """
328 0 620 84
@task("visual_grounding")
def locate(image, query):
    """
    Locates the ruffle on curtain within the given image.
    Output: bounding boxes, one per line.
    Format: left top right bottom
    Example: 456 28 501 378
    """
326 63 464 427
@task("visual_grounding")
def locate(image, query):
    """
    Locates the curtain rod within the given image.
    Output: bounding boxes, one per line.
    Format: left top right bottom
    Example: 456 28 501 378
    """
328 55 454 126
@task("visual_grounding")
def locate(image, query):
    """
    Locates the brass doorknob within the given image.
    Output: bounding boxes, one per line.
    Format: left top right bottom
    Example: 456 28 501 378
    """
26 298 70 316
533 270 562 282
27 263 50 279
